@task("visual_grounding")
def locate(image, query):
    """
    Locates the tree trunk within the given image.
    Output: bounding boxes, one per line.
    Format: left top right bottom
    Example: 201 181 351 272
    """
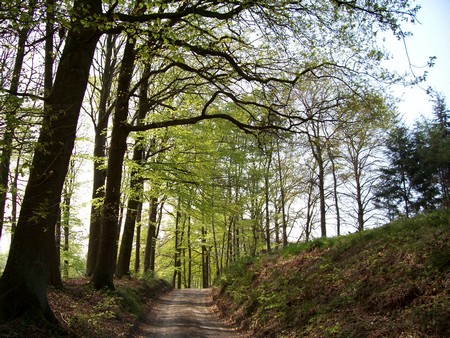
0 26 28 240
275 140 288 246
0 0 101 323
264 150 272 252
187 215 192 288
144 197 158 272
115 154 144 277
318 158 327 238
172 209 181 288
211 201 220 279
86 35 116 277
355 169 365 231
134 202 142 274
115 65 149 278
329 152 341 236
48 207 63 288
201 225 209 288
61 181 72 278
311 136 327 238
92 36 136 289
45 0 62 288
10 148 23 240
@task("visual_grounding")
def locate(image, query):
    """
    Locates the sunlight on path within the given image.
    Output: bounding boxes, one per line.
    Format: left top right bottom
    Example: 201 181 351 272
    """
136 288 241 338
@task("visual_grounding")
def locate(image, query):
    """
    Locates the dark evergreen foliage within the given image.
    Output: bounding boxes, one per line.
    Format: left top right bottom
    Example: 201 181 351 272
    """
375 93 450 217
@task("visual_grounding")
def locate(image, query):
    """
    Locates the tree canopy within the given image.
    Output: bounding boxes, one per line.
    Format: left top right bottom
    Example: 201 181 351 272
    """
0 0 430 328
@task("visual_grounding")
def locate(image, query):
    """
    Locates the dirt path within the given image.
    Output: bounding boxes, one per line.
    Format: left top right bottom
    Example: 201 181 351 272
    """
135 288 241 338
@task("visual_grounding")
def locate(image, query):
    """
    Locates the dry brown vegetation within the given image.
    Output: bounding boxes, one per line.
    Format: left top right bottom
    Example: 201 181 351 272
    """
0 277 171 337
214 211 450 337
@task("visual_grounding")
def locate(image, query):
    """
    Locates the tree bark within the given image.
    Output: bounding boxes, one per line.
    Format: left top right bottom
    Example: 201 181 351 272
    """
0 25 29 240
144 197 158 272
115 65 149 278
328 152 341 236
275 139 288 246
10 147 23 240
92 36 136 289
264 151 272 252
0 0 101 323
48 207 63 288
172 208 181 288
134 202 142 274
115 144 144 277
86 35 116 277
201 225 209 288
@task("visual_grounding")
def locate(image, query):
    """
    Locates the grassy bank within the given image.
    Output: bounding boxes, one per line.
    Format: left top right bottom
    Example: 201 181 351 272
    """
214 211 450 337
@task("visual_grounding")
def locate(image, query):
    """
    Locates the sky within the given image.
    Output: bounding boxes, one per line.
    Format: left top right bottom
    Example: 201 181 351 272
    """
384 0 450 125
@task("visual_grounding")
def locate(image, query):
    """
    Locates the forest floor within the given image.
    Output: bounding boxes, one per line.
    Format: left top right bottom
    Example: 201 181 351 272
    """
0 277 172 337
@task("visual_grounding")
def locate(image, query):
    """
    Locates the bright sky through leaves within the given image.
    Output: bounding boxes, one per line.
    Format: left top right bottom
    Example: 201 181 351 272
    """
386 0 450 124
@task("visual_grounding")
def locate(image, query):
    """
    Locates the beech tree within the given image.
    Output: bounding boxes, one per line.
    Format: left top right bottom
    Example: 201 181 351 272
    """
341 116 386 231
0 0 421 326
0 0 102 324
85 35 120 277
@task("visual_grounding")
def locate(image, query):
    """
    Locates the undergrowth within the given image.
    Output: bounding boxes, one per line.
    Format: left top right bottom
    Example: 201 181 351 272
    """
214 210 450 338
0 275 173 337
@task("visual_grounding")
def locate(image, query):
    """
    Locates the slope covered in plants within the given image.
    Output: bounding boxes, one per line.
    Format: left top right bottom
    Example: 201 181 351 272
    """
214 211 450 337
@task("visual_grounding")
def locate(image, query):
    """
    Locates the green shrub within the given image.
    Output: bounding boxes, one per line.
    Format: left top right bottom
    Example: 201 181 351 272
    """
117 286 143 317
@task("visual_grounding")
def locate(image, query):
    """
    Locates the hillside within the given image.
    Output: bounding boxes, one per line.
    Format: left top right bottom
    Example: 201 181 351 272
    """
214 211 450 337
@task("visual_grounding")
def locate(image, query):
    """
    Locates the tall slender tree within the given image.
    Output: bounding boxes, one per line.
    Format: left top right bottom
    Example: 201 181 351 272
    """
0 0 34 239
86 35 119 276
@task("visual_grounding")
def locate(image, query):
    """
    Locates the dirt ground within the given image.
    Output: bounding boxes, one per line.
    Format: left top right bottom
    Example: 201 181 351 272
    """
134 288 241 338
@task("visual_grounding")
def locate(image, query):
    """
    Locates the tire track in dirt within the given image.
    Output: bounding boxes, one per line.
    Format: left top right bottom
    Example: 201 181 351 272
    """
135 288 241 338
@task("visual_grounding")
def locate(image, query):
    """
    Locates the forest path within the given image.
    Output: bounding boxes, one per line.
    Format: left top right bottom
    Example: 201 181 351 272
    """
134 288 241 338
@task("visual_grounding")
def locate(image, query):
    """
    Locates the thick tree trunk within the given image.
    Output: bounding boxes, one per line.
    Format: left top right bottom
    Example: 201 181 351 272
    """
0 0 101 323
86 34 116 277
45 0 63 288
115 67 149 278
92 36 136 289
115 157 144 277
